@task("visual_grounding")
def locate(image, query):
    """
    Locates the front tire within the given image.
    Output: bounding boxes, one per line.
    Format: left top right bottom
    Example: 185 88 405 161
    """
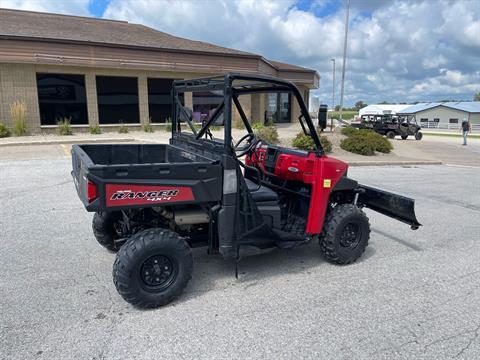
113 228 193 308
319 204 370 265
386 131 396 139
415 131 423 140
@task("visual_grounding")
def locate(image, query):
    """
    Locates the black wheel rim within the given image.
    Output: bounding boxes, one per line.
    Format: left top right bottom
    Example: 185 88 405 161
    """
339 223 361 249
140 255 177 291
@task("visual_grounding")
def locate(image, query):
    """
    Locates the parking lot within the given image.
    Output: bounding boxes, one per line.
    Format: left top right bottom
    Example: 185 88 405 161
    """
1 146 480 359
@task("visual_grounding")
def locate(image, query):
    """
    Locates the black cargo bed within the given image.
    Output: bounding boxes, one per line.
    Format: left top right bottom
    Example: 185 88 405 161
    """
71 144 222 211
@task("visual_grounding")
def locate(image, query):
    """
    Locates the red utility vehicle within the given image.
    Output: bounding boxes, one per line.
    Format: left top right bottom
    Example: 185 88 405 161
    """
72 73 421 308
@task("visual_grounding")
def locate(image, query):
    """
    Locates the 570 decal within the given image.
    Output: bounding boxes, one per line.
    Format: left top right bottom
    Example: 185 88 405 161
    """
105 184 194 207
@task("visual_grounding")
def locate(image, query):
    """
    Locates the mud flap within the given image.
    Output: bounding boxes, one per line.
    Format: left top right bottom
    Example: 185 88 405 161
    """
357 185 421 230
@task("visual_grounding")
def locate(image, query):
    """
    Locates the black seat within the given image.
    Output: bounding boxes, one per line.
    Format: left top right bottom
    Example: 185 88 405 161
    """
244 178 278 202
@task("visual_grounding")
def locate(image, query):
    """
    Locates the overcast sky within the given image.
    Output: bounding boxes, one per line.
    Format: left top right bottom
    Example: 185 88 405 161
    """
1 0 479 106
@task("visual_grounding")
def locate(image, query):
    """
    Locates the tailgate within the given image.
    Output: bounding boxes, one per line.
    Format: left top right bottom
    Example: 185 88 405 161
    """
71 144 94 207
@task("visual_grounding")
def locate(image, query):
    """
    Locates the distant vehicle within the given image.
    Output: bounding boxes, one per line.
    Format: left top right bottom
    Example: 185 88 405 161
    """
352 113 423 140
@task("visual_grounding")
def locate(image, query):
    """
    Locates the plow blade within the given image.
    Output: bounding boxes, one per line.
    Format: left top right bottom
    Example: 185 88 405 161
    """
357 185 421 230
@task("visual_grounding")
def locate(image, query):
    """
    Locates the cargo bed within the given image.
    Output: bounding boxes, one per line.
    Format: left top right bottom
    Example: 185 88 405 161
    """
71 144 222 211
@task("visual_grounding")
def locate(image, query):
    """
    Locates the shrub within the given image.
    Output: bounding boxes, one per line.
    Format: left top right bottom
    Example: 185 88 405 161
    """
291 132 332 153
143 123 154 133
255 125 279 144
118 124 129 134
164 118 172 132
340 136 375 155
251 122 264 130
340 131 393 155
10 100 28 136
89 125 101 135
340 126 359 137
57 118 73 135
0 123 10 138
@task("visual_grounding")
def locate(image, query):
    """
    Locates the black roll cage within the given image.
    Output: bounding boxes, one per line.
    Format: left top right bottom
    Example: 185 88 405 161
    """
172 73 323 156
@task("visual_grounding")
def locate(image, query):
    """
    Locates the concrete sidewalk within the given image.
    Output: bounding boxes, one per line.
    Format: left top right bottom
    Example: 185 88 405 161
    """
0 126 445 166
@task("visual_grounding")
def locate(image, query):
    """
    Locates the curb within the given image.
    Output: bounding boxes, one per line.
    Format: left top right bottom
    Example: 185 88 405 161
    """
347 160 442 166
0 137 134 147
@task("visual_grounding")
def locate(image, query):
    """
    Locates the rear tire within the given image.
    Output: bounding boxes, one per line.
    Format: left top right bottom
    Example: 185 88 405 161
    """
386 131 396 139
92 212 121 252
401 135 408 140
113 228 193 308
415 131 423 140
319 204 370 265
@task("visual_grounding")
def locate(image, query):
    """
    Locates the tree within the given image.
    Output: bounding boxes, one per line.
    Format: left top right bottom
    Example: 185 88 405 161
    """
354 101 367 110
334 105 341 111
474 92 480 101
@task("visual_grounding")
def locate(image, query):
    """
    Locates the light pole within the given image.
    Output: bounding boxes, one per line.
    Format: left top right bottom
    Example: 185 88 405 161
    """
339 0 350 125
330 58 335 130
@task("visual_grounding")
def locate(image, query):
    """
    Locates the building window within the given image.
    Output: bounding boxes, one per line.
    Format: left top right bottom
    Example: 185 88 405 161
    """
36 73 88 125
420 118 428 122
96 76 139 124
266 93 291 123
433 118 440 122
192 91 223 123
449 118 459 124
148 78 174 123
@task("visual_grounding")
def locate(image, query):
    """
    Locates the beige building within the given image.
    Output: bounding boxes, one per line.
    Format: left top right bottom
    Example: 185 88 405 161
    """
0 9 319 134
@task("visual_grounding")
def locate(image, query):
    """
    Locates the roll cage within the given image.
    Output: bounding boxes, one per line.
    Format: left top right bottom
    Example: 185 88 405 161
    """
171 73 324 156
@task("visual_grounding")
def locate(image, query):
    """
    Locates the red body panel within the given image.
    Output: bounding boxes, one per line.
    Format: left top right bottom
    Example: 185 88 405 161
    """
105 184 194 207
247 148 348 234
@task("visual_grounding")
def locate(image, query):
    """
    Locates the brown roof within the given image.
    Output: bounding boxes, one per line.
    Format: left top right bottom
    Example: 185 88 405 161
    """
268 60 312 72
0 8 254 56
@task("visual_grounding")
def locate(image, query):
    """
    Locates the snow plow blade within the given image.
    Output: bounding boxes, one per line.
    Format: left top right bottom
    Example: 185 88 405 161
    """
357 185 421 230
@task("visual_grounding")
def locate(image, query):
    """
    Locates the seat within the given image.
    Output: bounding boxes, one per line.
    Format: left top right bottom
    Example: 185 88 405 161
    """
244 178 278 202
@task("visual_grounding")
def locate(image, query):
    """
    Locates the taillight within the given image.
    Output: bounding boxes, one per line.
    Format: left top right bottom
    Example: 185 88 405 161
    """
87 180 98 203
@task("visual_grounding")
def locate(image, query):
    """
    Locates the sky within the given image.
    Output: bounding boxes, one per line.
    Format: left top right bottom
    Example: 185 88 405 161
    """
0 0 479 106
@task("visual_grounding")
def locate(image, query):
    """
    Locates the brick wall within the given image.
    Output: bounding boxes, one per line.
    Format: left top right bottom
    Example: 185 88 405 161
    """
0 63 311 133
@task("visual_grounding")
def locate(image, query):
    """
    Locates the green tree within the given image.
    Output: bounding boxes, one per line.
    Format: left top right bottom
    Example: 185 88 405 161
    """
354 101 367 110
474 92 480 101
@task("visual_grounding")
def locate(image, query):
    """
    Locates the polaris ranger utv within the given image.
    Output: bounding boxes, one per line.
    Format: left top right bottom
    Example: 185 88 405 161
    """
71 73 421 308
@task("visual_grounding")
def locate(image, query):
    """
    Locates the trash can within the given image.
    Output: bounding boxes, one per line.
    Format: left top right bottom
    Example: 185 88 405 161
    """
318 104 328 131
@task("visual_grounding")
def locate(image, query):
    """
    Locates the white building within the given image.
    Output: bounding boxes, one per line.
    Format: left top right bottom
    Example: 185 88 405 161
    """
399 102 480 130
359 104 411 116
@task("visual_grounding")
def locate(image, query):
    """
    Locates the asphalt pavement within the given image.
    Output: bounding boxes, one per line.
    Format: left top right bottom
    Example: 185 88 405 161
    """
1 156 480 359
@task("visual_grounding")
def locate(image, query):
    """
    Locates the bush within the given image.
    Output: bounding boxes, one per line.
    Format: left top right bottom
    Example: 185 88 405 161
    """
118 124 129 134
143 123 154 133
164 118 172 132
291 132 332 153
251 122 264 130
57 118 73 135
255 125 279 144
340 126 359 137
340 136 375 155
10 100 28 136
340 131 393 155
0 123 10 138
89 125 101 135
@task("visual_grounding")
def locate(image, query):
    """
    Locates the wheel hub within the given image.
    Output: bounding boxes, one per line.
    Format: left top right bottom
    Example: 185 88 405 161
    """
339 223 361 249
140 255 175 288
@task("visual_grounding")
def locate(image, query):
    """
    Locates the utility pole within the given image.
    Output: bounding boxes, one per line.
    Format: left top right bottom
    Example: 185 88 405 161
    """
339 0 350 125
330 58 335 130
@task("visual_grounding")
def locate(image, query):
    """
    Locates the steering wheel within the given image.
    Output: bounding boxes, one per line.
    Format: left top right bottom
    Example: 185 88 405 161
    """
234 133 257 157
